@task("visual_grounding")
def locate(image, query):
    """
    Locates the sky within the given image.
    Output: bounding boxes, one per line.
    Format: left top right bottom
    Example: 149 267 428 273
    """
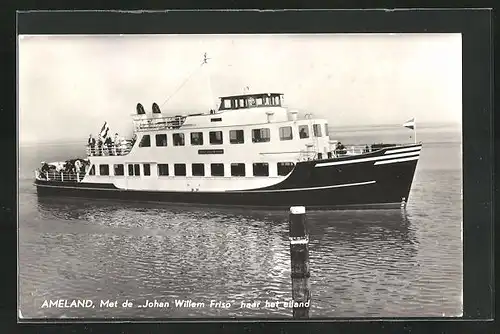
18 33 462 144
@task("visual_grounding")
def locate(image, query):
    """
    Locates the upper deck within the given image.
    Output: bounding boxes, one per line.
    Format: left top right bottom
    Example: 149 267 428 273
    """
132 93 286 132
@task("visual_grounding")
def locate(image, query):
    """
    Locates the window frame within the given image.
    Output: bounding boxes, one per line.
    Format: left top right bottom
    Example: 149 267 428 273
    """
190 132 204 146
158 164 169 176
172 133 185 146
114 164 124 176
298 125 310 139
230 163 246 177
252 128 271 143
210 163 225 177
229 129 245 144
252 162 269 177
279 126 293 141
174 163 187 176
155 134 168 147
209 131 223 145
139 135 151 147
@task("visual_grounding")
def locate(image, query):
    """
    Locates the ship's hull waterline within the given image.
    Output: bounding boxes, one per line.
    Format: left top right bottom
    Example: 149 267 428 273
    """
34 144 421 210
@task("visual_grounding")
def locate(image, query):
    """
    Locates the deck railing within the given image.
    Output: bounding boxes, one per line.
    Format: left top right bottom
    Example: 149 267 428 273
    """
87 143 132 157
133 115 187 131
36 169 86 182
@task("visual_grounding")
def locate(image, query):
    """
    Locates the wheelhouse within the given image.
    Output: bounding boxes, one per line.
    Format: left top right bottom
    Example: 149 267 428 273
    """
218 93 283 111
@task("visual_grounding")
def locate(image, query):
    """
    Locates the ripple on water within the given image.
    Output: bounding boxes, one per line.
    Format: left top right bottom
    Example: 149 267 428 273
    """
19 155 462 318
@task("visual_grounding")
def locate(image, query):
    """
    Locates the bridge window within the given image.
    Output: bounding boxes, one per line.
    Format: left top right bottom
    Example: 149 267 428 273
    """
174 164 186 176
158 164 169 176
223 99 232 109
143 164 151 176
89 165 95 176
99 164 109 176
298 125 309 139
192 163 205 176
139 135 151 147
209 131 223 145
173 133 185 146
252 128 271 143
156 134 167 146
324 124 329 137
231 163 246 177
253 163 269 177
114 164 124 176
211 163 224 176
278 162 295 176
313 124 322 137
279 126 293 141
229 130 244 144
190 132 204 145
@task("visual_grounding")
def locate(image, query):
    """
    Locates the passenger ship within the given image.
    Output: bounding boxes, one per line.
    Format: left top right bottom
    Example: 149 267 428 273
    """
34 58 422 210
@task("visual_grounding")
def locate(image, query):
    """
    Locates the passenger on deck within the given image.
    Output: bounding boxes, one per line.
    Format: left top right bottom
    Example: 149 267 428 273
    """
97 138 103 156
114 133 121 155
88 134 96 156
336 142 347 155
105 136 113 155
363 145 370 153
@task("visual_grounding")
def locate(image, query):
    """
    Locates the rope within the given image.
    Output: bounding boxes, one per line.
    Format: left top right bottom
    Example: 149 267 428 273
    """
160 59 207 109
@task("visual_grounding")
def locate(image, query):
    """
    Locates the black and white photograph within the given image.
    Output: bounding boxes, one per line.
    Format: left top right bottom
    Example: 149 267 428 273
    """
18 32 463 319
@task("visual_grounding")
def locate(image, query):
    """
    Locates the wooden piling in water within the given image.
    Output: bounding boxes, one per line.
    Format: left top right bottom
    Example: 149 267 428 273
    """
288 206 311 319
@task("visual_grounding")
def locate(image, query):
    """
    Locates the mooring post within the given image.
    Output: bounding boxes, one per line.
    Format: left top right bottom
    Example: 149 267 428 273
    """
289 206 311 319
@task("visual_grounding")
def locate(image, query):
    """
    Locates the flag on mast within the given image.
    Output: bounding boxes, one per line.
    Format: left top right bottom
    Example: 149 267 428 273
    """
99 121 109 140
403 118 417 143
403 118 415 130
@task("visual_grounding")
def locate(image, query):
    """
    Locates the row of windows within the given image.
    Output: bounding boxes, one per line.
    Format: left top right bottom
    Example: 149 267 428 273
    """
89 162 295 177
138 124 329 147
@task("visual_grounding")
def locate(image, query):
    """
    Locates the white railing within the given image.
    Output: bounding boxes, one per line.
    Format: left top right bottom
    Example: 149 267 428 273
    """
36 170 85 182
133 115 187 131
86 143 132 157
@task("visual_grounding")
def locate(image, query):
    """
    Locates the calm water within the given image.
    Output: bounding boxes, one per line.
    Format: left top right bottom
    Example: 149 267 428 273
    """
18 125 463 319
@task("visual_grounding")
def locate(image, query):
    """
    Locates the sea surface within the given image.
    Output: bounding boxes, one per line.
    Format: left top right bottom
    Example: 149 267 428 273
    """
18 124 463 319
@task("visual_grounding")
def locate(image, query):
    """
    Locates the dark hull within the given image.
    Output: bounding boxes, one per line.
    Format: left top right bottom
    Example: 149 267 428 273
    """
34 144 421 210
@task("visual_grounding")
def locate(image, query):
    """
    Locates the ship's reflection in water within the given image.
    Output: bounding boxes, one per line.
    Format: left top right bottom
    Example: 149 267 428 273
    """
25 196 427 319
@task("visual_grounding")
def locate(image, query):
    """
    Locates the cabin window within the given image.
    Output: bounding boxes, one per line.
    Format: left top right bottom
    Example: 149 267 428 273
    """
143 163 151 176
99 164 109 176
139 135 151 147
158 164 169 176
313 124 322 137
210 118 222 122
279 126 293 141
231 163 246 177
192 163 205 176
252 128 271 143
255 97 263 106
190 132 204 145
209 131 223 145
173 133 185 146
324 124 329 137
253 163 269 177
298 125 309 139
114 164 124 176
211 163 224 176
263 96 270 105
128 164 140 176
156 134 167 147
223 99 232 109
174 164 186 176
229 130 244 144
88 165 95 176
238 98 246 108
278 162 295 176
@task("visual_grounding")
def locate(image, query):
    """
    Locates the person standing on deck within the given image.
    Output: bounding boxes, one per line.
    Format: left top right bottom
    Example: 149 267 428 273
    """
88 134 96 156
97 137 103 156
114 133 121 155
105 136 113 155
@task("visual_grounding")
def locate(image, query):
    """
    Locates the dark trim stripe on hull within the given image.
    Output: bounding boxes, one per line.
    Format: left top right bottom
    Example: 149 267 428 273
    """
34 143 421 210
